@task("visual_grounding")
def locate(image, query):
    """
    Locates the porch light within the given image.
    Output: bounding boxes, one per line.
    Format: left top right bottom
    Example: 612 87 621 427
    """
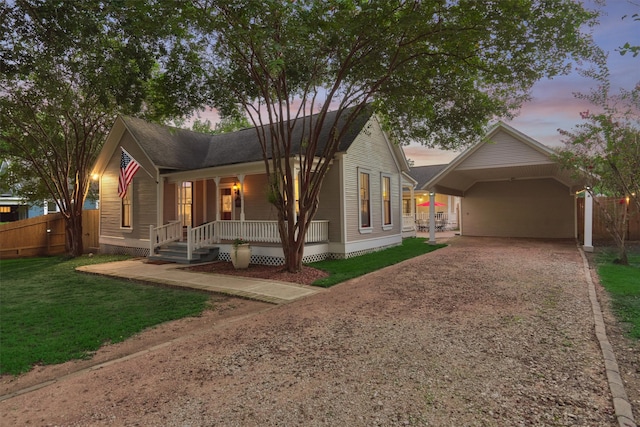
233 182 240 196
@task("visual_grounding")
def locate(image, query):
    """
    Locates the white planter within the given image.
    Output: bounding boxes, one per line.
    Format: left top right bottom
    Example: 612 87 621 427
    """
231 244 251 269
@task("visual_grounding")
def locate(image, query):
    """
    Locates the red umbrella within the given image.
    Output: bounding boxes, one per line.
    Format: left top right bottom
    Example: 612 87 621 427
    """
417 201 446 207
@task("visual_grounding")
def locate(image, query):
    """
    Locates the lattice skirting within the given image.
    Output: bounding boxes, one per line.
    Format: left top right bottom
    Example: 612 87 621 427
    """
329 241 402 260
218 251 330 266
101 244 149 258
99 241 400 265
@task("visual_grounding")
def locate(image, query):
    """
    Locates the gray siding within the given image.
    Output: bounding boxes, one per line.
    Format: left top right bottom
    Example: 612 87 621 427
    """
100 134 158 240
243 173 279 220
316 158 343 243
343 118 401 242
462 178 574 238
458 130 552 170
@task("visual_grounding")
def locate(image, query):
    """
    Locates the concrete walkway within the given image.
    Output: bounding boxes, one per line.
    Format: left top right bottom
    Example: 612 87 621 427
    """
77 260 322 305
77 232 456 304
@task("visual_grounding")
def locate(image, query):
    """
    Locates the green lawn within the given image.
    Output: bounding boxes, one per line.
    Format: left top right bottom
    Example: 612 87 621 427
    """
310 237 446 287
597 248 640 339
0 255 211 375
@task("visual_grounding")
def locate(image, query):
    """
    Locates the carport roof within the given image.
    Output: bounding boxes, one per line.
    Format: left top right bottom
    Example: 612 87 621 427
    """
421 122 587 197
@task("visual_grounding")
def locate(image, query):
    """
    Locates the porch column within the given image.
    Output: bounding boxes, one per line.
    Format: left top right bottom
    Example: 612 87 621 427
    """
202 180 207 223
177 180 183 241
237 174 245 221
584 190 594 252
429 191 436 244
213 177 221 222
410 186 415 222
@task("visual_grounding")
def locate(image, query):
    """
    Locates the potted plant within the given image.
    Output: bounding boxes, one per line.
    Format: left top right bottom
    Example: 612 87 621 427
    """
231 237 251 269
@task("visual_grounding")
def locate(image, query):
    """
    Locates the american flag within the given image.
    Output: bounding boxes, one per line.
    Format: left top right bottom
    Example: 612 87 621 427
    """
118 148 141 198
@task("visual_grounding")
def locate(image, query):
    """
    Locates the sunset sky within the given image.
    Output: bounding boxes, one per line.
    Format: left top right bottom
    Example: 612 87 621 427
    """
406 0 640 166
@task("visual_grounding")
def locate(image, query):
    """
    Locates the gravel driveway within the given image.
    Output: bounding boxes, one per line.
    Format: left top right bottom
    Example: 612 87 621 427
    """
1 237 636 426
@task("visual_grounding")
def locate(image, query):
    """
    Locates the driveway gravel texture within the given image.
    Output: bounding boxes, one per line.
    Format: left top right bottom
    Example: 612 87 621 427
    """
1 237 637 426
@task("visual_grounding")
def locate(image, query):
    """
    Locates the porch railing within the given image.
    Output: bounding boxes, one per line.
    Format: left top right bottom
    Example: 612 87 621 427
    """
150 220 181 253
149 219 330 261
402 214 416 232
410 212 458 231
214 220 329 244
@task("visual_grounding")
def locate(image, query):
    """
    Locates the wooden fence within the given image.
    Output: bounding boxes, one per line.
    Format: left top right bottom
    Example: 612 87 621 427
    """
0 210 99 259
577 196 640 242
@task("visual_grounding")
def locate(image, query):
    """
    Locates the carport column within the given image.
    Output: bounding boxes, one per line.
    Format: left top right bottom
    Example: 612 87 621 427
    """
429 191 436 244
410 186 415 223
584 190 594 252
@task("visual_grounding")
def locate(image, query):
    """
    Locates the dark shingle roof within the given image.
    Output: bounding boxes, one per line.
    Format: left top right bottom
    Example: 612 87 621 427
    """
121 106 372 172
409 164 448 189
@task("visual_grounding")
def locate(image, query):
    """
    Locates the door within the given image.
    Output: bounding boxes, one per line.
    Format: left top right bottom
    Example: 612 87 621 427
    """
221 187 232 220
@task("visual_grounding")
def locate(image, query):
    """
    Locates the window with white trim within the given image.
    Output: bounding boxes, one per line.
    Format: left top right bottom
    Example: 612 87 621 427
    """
121 182 132 228
381 174 392 228
359 170 371 230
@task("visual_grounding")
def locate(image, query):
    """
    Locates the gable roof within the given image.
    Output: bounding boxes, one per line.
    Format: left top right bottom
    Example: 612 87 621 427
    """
94 106 376 175
408 164 448 189
422 121 587 196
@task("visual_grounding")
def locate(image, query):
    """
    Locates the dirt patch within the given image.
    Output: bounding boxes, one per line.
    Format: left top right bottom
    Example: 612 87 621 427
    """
0 237 636 426
186 260 329 286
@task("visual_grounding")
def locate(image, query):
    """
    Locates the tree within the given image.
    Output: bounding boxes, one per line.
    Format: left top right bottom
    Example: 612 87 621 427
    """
617 12 640 57
187 0 596 272
556 65 640 265
0 0 194 256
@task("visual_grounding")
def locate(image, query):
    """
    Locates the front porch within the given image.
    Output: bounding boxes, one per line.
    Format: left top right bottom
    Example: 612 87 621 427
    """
150 219 330 265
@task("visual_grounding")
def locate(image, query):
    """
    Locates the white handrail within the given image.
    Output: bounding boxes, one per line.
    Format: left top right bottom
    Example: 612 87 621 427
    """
213 220 329 243
149 221 182 254
151 219 329 259
187 222 218 260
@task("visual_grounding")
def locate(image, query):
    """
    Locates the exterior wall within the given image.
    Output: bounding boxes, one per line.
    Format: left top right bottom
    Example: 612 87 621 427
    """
99 131 158 252
163 182 177 222
205 179 217 221
342 119 402 247
457 129 553 170
193 180 205 226
242 173 279 220
461 178 574 238
315 158 343 243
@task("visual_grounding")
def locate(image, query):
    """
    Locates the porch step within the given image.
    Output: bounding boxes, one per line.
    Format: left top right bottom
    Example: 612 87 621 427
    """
149 242 219 265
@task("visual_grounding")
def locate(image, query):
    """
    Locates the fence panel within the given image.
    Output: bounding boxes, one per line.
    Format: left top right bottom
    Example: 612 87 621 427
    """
577 196 640 242
0 210 99 259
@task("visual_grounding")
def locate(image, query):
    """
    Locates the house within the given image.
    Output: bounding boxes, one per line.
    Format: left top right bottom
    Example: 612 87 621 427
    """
419 121 592 248
91 108 415 264
0 161 97 223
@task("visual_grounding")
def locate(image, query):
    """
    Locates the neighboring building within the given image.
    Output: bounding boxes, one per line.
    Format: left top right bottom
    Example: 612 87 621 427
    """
0 161 97 223
91 108 415 264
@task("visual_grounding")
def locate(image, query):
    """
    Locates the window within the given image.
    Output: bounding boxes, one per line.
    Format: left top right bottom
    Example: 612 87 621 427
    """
359 171 371 230
382 175 391 227
121 183 132 228
180 182 193 227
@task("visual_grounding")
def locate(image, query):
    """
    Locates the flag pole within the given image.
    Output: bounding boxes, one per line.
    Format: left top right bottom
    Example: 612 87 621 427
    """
121 147 157 183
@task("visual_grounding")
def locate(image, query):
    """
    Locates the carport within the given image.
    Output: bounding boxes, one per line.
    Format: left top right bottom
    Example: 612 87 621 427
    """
421 122 593 250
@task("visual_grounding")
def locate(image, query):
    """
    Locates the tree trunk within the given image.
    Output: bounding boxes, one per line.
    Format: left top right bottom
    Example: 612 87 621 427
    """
64 209 84 257
281 207 313 273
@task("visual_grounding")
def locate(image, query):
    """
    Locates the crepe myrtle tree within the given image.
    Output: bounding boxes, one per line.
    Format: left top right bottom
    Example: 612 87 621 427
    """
0 0 199 256
187 0 598 272
556 64 640 265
